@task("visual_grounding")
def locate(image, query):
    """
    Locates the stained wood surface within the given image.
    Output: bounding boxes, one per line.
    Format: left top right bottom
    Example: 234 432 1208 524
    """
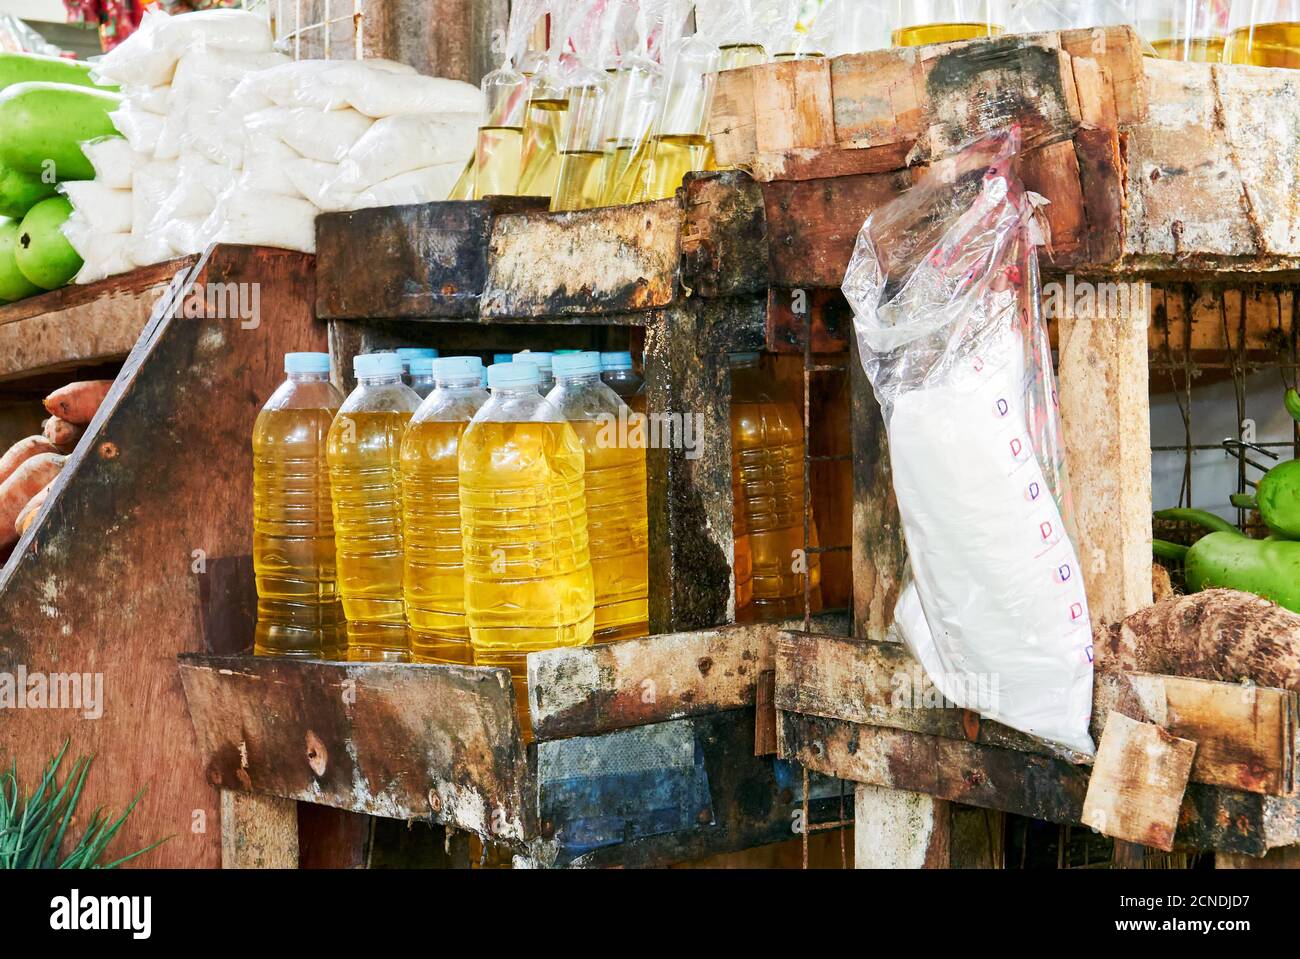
853 785 951 869
221 790 299 869
1082 712 1196 852
0 258 190 382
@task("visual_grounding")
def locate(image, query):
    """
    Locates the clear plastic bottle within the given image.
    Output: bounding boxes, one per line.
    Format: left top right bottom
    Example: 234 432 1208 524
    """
397 348 439 388
408 357 437 399
327 352 421 662
547 352 649 643
729 352 822 621
512 350 555 393
600 350 645 414
460 361 595 741
253 353 347 659
401 356 489 665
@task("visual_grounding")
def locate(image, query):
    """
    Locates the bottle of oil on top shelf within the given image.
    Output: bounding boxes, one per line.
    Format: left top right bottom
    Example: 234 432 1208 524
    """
601 351 645 415
397 348 439 390
891 1 1003 47
512 350 555 393
408 357 438 400
253 352 347 659
729 352 822 621
401 356 488 665
460 361 595 742
547 352 649 643
327 352 421 662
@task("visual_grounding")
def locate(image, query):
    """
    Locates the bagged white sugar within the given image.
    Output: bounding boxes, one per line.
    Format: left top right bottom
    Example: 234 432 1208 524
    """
110 102 166 155
246 106 374 163
59 181 133 234
352 163 464 208
207 189 318 253
332 112 478 192
82 137 148 190
92 8 272 87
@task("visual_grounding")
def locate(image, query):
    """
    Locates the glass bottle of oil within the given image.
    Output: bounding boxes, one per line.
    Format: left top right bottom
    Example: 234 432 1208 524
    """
643 35 721 201
892 0 1005 46
1226 0 1300 67
512 350 555 393
546 352 649 642
401 356 488 665
327 352 421 662
552 68 613 212
253 353 346 659
728 352 822 621
460 361 595 742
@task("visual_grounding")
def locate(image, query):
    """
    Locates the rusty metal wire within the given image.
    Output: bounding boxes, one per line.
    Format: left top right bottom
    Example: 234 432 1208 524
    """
242 0 366 61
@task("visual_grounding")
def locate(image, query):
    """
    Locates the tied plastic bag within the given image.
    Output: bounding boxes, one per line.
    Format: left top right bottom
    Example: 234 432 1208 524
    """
91 8 273 87
842 130 1095 756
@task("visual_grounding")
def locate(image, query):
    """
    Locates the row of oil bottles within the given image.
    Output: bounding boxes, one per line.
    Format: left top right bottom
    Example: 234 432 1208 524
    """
449 0 1300 213
251 347 820 737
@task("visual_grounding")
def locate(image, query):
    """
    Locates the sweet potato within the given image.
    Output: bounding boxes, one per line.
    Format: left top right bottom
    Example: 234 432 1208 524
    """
0 435 59 485
14 480 52 537
0 452 63 549
43 380 113 425
41 416 84 452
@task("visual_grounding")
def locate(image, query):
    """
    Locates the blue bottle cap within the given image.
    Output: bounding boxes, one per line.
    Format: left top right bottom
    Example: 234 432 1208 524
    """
285 352 330 374
433 356 484 382
493 353 514 364
488 361 540 389
513 351 554 372
600 351 634 372
396 348 439 360
554 351 603 378
409 357 436 376
354 352 404 378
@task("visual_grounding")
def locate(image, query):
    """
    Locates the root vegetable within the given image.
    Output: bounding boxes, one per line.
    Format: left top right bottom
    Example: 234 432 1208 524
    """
0 450 62 548
1095 589 1300 690
43 379 112 425
14 479 51 536
41 416 83 451
0 434 58 484
1152 563 1175 604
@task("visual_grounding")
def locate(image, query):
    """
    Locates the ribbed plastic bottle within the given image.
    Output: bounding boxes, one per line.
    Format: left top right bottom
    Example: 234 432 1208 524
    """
397 347 439 388
600 350 645 414
460 361 595 741
401 356 489 665
252 352 347 659
408 357 437 400
729 352 822 620
327 352 421 662
547 352 649 642
512 351 555 393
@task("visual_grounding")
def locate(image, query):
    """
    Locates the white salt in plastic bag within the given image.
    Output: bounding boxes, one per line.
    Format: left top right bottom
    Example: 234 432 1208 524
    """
60 222 132 284
338 71 483 118
59 181 133 234
331 112 478 192
206 189 318 253
351 163 464 208
110 102 165 155
236 58 417 111
81 137 148 190
131 159 179 235
240 137 304 198
92 8 273 87
246 106 374 164
284 158 357 212
842 131 1095 755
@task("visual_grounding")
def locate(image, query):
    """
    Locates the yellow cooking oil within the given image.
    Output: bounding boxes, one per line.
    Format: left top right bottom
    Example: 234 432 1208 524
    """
552 150 608 211
644 133 715 201
400 357 487 665
729 354 822 620
1226 23 1300 67
517 97 567 197
893 22 1003 47
600 138 655 206
719 42 767 70
328 353 420 662
474 125 524 198
461 367 595 742
448 155 476 200
1151 36 1226 61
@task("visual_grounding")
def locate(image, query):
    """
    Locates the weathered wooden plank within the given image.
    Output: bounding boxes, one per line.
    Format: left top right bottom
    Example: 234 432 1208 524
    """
1082 712 1197 852
765 288 851 354
0 258 188 382
316 197 545 320
482 199 682 318
853 785 951 868
528 624 778 741
780 710 1300 855
752 58 835 155
709 65 758 167
0 247 325 868
831 46 925 150
680 172 770 299
221 790 299 869
178 654 533 842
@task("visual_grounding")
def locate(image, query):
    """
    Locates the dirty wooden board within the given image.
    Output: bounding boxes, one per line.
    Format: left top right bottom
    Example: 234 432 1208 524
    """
0 247 325 868
178 654 532 840
481 198 682 318
679 172 771 299
316 196 545 320
528 623 779 741
0 257 190 382
1095 672 1297 797
1082 712 1196 852
779 711 1300 856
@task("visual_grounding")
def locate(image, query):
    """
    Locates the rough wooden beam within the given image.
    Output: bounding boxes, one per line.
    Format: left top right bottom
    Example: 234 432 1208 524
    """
1082 712 1197 852
854 785 950 868
221 791 298 869
752 58 835 155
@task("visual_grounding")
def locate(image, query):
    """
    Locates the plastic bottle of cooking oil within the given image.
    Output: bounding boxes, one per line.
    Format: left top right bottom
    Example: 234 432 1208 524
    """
892 0 1003 47
460 361 595 742
547 352 649 643
408 357 437 400
517 72 568 198
512 350 555 393
253 353 347 659
401 356 489 665
729 352 822 621
1226 1 1300 68
601 350 646 415
397 348 439 389
327 352 421 662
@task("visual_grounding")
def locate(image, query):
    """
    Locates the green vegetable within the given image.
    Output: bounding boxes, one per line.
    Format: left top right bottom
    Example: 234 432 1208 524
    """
1153 507 1242 537
1286 388 1300 425
0 82 121 182
0 217 40 303
0 52 110 94
1231 493 1259 511
1153 539 1189 563
1185 532 1300 614
1257 459 1300 539
14 196 80 290
0 160 57 219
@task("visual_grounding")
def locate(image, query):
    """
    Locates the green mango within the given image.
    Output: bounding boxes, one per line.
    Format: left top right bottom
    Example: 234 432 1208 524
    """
0 160 58 218
14 196 81 291
0 216 41 303
0 82 122 182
